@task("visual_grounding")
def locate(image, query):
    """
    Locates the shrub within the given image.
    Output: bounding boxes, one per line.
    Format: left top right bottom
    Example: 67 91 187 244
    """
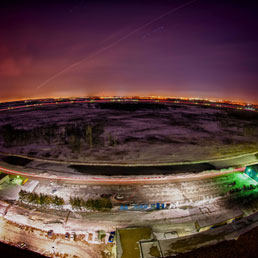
69 197 112 211
19 190 64 206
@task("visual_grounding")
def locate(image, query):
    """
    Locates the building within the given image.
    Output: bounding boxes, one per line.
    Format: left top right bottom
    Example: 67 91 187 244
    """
245 164 258 182
0 173 9 185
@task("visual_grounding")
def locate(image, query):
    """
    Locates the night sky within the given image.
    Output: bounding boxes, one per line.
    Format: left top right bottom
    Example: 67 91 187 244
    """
0 0 257 103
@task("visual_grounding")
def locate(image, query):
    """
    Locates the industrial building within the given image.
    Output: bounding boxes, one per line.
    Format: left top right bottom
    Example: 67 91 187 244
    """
245 165 258 182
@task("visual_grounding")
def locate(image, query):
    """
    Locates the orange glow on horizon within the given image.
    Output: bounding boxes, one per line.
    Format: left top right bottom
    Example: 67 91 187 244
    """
1 94 257 106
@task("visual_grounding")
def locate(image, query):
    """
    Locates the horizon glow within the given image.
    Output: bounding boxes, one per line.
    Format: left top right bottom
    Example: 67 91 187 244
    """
0 0 257 103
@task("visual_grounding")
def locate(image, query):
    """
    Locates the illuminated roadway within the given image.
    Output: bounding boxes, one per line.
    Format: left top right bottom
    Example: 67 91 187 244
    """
0 162 246 185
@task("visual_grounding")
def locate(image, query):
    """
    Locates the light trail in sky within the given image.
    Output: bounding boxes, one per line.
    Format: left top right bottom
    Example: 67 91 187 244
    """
36 0 198 89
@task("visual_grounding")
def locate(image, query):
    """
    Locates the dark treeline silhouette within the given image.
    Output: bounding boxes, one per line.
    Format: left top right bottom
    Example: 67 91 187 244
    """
96 102 168 111
0 123 105 152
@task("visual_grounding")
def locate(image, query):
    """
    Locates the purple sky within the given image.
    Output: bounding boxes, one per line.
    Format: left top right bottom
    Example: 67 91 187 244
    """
0 0 257 103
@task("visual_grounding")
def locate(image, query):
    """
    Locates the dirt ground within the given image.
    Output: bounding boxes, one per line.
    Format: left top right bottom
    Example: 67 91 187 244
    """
1 224 258 258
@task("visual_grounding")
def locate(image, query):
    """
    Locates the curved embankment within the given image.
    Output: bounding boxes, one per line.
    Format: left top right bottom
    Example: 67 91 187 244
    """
0 162 245 184
0 151 257 184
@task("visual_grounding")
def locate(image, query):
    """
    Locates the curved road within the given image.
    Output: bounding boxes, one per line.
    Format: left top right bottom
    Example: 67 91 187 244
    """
0 162 246 185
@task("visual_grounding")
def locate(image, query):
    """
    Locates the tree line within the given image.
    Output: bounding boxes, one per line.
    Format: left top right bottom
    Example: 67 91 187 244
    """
19 190 64 206
19 190 113 211
1 123 111 152
70 196 112 211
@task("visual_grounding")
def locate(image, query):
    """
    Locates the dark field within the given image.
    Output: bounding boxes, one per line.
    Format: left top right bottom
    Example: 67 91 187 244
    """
69 163 216 175
2 155 32 166
0 102 257 164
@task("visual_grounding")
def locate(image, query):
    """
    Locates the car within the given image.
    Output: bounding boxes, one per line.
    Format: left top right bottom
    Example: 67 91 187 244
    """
115 194 124 200
108 231 115 243
70 232 76 241
65 232 70 240
165 203 171 209
150 204 156 209
47 230 53 237
18 242 27 249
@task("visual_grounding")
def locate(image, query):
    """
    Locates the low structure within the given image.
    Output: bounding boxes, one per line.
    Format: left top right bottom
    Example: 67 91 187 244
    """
140 240 163 258
245 164 258 182
192 206 243 232
0 173 9 185
116 227 153 258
